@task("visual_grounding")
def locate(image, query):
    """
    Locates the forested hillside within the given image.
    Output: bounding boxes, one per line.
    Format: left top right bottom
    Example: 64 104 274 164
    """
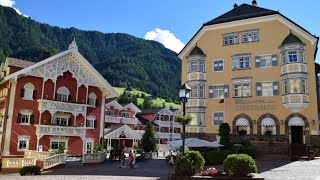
0 6 181 100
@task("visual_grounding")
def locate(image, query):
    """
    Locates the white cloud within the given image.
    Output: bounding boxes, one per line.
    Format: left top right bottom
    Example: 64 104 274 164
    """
144 28 185 53
0 0 28 17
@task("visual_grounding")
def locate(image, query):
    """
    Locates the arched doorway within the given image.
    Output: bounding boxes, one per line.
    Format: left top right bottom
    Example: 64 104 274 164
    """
288 117 305 144
232 114 253 135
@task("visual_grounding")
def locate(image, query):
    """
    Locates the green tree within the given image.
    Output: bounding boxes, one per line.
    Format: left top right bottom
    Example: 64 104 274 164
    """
219 123 231 147
143 96 152 109
141 122 157 152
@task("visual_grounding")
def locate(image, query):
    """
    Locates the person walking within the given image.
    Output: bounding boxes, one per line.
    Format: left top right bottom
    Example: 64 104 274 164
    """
128 151 134 168
168 152 174 177
119 150 125 168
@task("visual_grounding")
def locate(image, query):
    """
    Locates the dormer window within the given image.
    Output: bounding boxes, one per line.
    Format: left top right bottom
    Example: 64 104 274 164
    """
56 86 70 102
21 83 36 100
88 92 97 106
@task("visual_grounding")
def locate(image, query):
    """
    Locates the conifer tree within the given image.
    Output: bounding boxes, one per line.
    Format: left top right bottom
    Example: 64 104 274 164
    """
141 122 157 152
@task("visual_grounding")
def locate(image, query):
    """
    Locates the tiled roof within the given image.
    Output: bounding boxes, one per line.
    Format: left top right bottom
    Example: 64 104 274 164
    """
281 32 303 46
6 57 34 69
204 4 278 26
137 108 164 115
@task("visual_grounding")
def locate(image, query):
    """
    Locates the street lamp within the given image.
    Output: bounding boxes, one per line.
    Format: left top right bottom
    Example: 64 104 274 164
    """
178 83 191 155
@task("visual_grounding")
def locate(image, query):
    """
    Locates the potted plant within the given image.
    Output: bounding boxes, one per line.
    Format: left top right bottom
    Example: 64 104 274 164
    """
175 115 192 125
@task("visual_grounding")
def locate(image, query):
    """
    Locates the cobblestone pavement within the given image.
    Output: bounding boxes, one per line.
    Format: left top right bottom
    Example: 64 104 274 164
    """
1 158 320 180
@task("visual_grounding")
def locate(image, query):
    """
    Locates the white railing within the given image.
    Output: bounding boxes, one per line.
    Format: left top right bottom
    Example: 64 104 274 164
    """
154 120 181 128
120 117 139 125
105 116 121 123
82 151 106 164
36 125 85 137
1 158 36 169
157 132 181 139
43 154 67 170
24 150 54 161
38 99 87 114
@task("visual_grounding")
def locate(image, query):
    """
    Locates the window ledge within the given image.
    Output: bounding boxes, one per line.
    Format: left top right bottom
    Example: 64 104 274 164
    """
17 149 27 152
232 68 252 71
86 127 95 129
242 40 259 43
19 123 31 125
232 96 252 98
22 98 33 101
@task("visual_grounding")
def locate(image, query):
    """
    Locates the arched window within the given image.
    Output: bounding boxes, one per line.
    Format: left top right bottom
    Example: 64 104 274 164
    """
21 83 35 99
88 92 97 106
86 115 96 128
17 109 34 124
56 86 70 102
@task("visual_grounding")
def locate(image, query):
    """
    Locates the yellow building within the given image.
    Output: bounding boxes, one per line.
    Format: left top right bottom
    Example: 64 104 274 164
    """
178 1 320 147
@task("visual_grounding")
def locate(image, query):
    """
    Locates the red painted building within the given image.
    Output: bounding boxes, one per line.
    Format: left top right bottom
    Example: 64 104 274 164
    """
0 41 118 159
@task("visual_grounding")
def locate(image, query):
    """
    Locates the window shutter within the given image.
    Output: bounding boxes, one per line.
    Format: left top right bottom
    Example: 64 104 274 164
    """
95 99 98 106
209 86 214 98
255 56 260 68
273 81 279 95
86 120 89 127
272 54 278 66
55 93 58 100
94 120 97 128
17 114 22 123
224 84 229 98
68 118 71 126
68 95 72 102
30 115 34 124
33 90 37 99
87 98 89 104
213 61 218 71
256 82 262 96
20 89 25 98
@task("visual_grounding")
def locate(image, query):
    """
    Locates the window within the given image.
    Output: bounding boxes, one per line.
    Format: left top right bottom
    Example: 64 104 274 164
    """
213 60 224 72
189 61 205 73
51 141 66 150
22 83 35 99
213 85 224 99
199 86 205 98
86 140 94 154
191 62 197 72
232 56 250 70
189 113 198 126
259 56 272 68
17 136 29 151
233 79 251 97
56 86 70 102
105 110 114 116
88 92 97 106
283 79 307 94
223 34 238 45
288 51 298 63
120 112 130 118
213 112 224 126
242 31 259 42
190 86 198 98
261 82 273 96
54 117 68 126
86 116 96 128
17 109 34 124
199 61 204 72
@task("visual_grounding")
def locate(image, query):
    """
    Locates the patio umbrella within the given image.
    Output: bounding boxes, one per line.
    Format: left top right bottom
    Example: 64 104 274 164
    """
167 138 223 148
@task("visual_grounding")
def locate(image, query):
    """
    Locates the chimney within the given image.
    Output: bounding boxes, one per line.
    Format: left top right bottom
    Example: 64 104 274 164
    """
41 51 51 60
252 0 257 6
233 3 238 8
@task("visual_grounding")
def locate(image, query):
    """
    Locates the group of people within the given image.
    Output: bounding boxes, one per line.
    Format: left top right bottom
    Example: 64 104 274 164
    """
119 150 136 168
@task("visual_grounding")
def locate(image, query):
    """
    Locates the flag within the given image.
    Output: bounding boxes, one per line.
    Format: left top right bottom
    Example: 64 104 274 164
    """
219 95 224 103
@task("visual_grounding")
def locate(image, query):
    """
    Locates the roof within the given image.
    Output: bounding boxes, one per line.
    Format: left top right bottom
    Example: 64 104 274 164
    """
137 108 164 115
104 124 142 140
6 57 34 69
204 3 278 26
189 45 205 56
281 32 304 46
138 116 156 125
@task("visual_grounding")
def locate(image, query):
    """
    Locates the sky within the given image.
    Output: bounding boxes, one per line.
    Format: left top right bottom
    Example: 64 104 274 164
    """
1 0 320 60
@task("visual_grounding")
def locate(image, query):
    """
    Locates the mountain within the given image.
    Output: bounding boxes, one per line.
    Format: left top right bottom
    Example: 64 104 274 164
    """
0 6 182 100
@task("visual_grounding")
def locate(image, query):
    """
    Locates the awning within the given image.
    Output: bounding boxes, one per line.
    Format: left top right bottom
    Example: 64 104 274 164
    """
236 118 249 126
261 118 276 126
288 117 305 126
167 138 223 148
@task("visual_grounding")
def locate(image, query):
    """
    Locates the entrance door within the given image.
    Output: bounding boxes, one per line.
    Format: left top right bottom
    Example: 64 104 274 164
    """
291 126 303 144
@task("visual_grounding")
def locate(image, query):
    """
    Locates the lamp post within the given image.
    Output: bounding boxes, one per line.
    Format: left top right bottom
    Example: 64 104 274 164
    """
178 83 191 155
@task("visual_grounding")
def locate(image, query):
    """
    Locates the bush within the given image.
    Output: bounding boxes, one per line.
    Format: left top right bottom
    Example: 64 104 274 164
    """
204 150 233 165
238 146 256 158
57 144 65 154
93 144 104 153
20 166 41 176
174 150 205 176
223 154 257 177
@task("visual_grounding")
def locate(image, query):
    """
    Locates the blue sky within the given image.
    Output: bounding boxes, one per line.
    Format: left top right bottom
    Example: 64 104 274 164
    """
1 0 320 59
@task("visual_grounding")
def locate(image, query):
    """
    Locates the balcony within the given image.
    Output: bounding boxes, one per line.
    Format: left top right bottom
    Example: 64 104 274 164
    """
120 117 140 125
36 125 85 138
187 99 206 107
105 116 121 123
154 120 181 128
157 132 181 139
38 99 88 115
187 72 206 81
105 116 140 125
282 94 309 112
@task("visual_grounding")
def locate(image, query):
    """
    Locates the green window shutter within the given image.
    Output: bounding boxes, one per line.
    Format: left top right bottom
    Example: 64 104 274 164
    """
255 56 260 68
272 54 278 66
273 81 279 95
209 86 214 98
224 84 229 98
256 82 262 96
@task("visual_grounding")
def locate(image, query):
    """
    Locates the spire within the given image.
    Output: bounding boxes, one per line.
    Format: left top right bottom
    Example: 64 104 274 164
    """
233 3 238 8
252 0 257 6
68 38 78 51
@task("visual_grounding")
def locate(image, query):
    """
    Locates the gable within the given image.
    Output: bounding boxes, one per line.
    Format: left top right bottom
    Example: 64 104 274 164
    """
2 41 118 98
106 100 123 110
